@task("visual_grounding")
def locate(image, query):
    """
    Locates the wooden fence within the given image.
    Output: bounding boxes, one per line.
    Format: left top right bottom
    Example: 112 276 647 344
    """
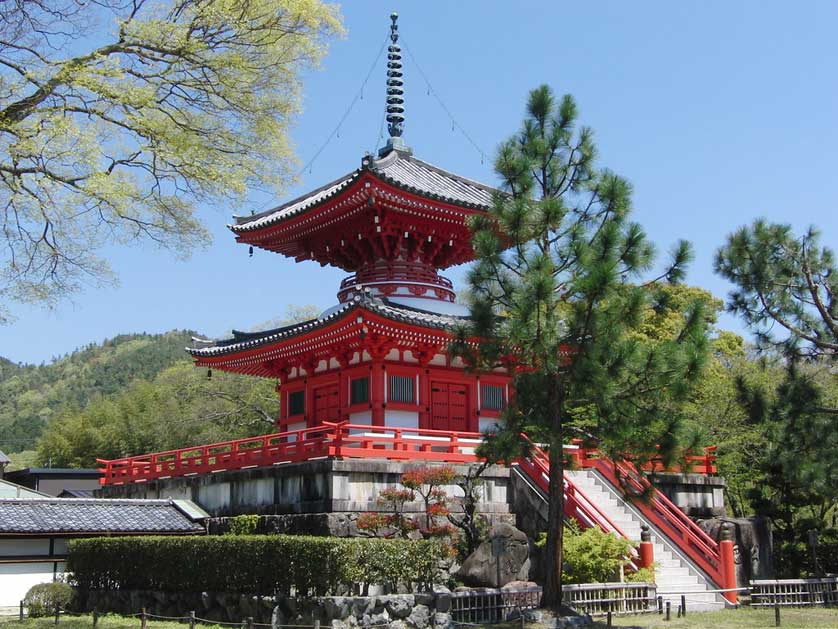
750 577 838 607
449 586 542 624
562 582 658 616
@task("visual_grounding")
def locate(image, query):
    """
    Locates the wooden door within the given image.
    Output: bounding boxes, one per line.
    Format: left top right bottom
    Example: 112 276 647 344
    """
312 383 340 426
430 381 469 432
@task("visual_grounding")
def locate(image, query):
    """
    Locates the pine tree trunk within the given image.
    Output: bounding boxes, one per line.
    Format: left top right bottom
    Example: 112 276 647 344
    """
542 374 565 611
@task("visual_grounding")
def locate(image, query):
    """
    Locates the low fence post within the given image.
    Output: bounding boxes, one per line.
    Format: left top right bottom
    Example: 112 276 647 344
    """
141 607 147 629
54 604 59 625
719 522 738 604
681 594 686 617
19 601 23 622
774 603 780 626
665 601 670 621
657 595 663 614
93 608 99 629
189 610 196 629
247 617 254 629
638 525 654 579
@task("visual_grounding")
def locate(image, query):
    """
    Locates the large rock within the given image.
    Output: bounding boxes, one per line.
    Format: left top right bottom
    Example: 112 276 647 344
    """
697 517 773 585
456 523 531 587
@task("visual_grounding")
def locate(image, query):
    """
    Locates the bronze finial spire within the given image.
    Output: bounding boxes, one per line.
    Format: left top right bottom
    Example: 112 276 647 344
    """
385 12 405 140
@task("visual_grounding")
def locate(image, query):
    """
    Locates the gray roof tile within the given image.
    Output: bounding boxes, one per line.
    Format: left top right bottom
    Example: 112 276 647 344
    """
0 498 207 535
188 297 467 358
231 148 497 233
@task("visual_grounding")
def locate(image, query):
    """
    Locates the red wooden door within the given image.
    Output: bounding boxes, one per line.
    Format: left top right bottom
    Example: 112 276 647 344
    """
312 383 340 426
430 381 469 431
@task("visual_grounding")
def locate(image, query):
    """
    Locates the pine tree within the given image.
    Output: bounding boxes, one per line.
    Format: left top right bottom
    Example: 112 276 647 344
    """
456 85 710 609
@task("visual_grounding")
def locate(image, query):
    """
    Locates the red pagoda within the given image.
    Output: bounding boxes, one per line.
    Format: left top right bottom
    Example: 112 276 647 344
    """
188 14 510 436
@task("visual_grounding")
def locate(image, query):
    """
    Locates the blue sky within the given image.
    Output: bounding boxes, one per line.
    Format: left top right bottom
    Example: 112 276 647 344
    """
2 1 837 364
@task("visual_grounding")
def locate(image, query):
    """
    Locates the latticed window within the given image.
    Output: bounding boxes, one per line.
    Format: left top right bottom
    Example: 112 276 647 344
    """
351 377 369 405
288 390 305 416
481 384 505 411
389 375 414 403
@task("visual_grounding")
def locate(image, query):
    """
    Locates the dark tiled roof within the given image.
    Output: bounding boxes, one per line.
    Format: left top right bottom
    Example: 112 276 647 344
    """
7 468 100 476
231 148 498 233
0 498 207 535
189 296 467 358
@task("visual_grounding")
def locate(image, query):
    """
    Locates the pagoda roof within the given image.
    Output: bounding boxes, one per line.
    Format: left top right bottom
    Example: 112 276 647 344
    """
231 148 498 234
189 295 468 361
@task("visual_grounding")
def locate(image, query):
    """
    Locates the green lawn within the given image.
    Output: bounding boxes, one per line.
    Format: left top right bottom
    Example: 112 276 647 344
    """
591 606 838 628
0 615 227 629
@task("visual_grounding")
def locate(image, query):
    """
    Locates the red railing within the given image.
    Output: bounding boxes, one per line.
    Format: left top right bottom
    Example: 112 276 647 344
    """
98 422 484 485
565 440 725 590
516 439 633 541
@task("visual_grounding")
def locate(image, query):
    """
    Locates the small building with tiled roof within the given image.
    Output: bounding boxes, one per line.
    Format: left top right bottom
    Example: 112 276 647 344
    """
0 497 207 606
4 467 101 497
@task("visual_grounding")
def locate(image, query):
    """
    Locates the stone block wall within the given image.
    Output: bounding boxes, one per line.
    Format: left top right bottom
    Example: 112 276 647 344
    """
74 589 456 629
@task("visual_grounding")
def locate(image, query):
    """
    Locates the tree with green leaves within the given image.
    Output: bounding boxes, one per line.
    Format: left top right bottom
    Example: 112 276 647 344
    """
455 85 710 608
0 0 342 321
716 220 838 574
715 220 837 361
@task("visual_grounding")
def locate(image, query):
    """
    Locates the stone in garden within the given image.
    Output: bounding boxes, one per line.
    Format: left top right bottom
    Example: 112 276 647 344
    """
406 604 430 629
383 595 414 619
456 523 530 587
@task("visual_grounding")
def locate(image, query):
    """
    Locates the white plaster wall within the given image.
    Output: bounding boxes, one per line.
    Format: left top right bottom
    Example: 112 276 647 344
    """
349 410 372 424
287 421 306 441
385 410 419 429
479 417 505 434
0 561 64 607
428 354 446 366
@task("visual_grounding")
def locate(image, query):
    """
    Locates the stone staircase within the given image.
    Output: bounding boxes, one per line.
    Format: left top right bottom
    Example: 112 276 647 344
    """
564 469 725 611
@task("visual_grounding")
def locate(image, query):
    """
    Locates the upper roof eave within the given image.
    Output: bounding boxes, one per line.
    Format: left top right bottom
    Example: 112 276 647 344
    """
229 149 500 235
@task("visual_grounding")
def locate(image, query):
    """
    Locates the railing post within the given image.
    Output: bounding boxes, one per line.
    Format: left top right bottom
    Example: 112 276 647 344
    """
719 522 738 604
638 524 654 579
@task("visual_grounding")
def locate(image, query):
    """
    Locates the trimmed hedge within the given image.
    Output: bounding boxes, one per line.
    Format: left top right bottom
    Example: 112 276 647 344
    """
67 535 445 596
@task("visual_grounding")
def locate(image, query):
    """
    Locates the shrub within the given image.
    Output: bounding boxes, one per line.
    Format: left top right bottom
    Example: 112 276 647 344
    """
537 522 636 584
24 582 75 618
67 535 447 596
226 514 260 535
562 523 635 584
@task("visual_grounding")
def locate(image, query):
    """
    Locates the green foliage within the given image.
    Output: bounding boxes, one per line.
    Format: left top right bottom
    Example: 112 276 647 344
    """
36 359 277 467
458 84 709 606
67 535 446 596
0 331 196 454
715 220 837 359
561 524 635 584
536 523 635 584
226 515 260 536
0 1 342 317
24 582 75 617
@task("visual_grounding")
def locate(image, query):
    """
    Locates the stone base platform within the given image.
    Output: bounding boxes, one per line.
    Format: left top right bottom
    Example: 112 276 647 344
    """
98 458 512 519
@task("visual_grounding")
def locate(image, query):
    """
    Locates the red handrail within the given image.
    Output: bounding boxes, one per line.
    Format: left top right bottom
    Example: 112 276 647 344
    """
98 422 484 485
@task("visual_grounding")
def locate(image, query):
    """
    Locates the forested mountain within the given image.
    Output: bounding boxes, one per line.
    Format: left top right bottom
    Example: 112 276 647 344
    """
0 331 199 454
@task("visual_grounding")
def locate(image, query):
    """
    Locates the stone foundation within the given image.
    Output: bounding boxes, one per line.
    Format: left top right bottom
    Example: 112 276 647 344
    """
98 459 511 519
651 473 727 518
75 589 456 629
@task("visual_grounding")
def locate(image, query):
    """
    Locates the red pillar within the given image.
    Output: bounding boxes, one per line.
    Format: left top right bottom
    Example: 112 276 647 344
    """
371 360 385 426
719 522 738 604
638 524 655 580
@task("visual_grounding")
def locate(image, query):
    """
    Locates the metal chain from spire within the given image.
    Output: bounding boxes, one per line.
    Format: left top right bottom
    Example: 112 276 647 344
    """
385 12 405 139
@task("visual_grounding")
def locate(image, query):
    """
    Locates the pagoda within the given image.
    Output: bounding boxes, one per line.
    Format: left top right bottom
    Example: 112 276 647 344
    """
188 14 510 436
